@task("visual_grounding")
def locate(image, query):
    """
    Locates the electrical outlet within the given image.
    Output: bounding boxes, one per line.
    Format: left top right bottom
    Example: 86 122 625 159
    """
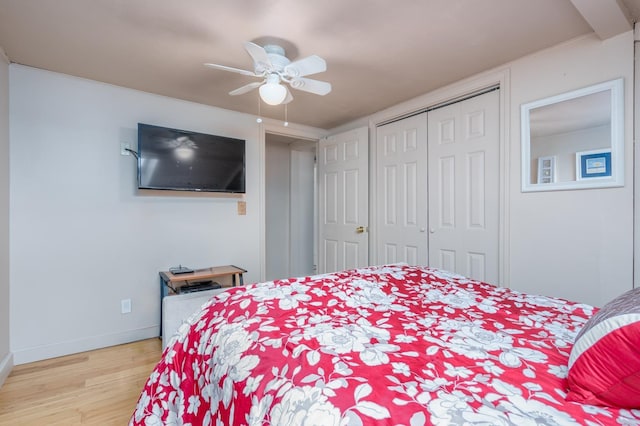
120 142 130 156
121 298 132 314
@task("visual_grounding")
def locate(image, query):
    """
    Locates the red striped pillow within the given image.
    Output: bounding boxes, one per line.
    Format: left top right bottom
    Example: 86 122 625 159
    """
566 287 640 408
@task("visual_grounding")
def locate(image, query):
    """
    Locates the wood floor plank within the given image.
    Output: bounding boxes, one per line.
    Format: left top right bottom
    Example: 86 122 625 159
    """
0 338 162 425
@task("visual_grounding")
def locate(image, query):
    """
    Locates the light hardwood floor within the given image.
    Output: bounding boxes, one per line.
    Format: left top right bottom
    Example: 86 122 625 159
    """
0 338 162 425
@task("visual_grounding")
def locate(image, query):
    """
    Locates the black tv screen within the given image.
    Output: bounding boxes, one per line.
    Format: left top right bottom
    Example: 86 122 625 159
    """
137 123 246 193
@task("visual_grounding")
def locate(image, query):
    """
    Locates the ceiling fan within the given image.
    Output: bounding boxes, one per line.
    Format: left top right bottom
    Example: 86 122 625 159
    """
205 42 331 106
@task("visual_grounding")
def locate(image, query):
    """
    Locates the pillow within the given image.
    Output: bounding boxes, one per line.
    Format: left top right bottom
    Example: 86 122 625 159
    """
566 287 640 408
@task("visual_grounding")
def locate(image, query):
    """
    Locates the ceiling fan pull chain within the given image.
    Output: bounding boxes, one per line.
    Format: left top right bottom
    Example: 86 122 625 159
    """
256 94 263 123
284 104 289 127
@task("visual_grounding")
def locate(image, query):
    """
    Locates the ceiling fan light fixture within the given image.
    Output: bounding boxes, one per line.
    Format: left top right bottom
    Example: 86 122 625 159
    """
259 80 287 105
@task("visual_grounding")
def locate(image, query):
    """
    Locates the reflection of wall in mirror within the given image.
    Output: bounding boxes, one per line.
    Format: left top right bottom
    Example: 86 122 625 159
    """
530 124 609 183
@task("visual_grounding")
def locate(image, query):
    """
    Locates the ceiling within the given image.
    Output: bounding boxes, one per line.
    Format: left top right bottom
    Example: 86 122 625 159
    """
0 0 637 130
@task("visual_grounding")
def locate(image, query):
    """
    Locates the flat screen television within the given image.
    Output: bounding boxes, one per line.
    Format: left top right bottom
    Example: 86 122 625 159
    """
137 123 246 193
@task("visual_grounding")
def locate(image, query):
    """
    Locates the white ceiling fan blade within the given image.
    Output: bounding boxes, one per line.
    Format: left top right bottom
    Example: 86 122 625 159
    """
229 81 264 96
204 63 256 77
244 42 272 71
289 78 332 96
284 55 326 77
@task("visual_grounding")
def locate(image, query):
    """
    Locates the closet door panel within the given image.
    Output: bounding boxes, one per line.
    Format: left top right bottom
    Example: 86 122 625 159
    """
376 114 428 265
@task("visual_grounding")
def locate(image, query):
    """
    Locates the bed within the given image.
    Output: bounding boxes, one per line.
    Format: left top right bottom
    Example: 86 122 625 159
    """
130 264 640 425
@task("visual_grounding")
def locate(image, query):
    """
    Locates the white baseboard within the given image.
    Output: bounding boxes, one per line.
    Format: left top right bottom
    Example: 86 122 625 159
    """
12 326 159 365
0 351 14 388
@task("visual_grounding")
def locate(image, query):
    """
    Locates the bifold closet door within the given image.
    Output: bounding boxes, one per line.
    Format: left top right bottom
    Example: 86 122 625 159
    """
427 90 499 283
376 113 428 265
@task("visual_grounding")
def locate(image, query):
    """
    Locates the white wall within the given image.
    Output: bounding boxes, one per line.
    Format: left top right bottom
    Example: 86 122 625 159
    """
335 31 634 308
265 140 291 280
9 65 265 364
0 49 11 384
289 149 315 278
635 25 640 291
509 32 634 306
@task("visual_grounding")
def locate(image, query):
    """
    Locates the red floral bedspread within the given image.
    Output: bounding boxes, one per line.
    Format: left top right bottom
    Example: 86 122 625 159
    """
130 264 640 425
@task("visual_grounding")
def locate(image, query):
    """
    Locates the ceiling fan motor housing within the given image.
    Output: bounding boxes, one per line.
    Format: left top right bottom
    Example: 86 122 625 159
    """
258 44 290 75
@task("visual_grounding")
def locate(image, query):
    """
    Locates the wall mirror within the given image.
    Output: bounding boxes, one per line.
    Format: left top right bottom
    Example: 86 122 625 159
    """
521 78 624 192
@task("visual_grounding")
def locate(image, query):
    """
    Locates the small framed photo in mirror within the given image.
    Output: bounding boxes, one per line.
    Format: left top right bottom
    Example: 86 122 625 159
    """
576 149 611 180
537 156 556 184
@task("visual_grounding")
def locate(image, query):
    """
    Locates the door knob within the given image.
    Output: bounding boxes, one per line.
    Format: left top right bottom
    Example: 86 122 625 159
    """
429 228 435 233
356 226 367 234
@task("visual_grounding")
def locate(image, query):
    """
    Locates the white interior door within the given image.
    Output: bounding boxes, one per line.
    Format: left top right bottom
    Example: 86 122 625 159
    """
427 90 500 283
318 127 369 273
376 114 428 265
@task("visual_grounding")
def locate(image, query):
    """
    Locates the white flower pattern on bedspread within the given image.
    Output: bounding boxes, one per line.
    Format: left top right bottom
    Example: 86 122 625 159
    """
130 264 640 425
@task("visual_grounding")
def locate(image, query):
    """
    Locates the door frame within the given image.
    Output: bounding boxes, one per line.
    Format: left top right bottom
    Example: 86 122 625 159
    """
259 120 326 282
367 69 511 287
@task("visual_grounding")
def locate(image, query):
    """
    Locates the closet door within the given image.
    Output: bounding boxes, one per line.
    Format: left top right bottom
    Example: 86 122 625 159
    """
427 90 499 283
376 113 428 265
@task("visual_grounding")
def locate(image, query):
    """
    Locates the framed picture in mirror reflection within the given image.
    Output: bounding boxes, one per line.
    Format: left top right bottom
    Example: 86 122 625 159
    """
537 156 556 184
576 149 611 180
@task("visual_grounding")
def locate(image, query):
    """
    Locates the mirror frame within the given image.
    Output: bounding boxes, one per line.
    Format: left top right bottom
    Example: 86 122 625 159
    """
521 78 624 192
